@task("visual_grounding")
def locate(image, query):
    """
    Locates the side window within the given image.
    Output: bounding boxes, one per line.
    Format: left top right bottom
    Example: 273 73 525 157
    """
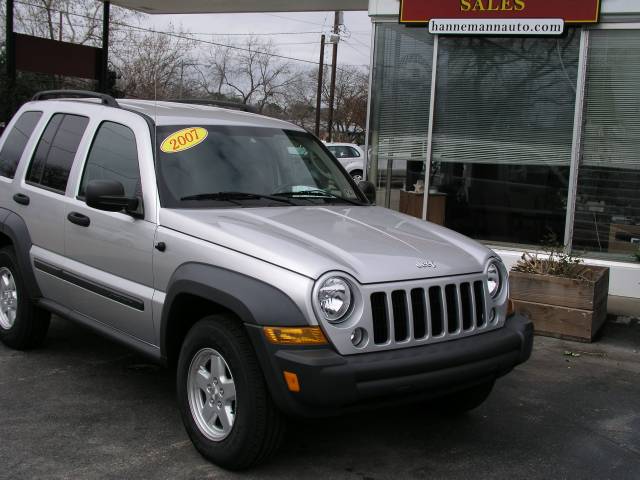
332 146 353 158
79 122 141 199
348 147 361 158
26 113 89 193
0 111 43 179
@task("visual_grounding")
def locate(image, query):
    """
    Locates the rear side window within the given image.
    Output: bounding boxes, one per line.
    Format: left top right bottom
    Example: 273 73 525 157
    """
348 147 361 158
329 146 360 158
26 113 89 193
79 122 141 198
0 111 42 179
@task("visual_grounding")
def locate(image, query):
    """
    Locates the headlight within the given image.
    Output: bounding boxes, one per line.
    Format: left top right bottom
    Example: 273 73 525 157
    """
486 260 503 298
317 276 352 323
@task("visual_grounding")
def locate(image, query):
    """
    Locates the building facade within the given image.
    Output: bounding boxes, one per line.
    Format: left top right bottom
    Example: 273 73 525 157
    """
365 0 640 301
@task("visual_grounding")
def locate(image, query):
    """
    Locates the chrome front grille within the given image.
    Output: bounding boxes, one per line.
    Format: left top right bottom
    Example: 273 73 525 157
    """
370 278 492 346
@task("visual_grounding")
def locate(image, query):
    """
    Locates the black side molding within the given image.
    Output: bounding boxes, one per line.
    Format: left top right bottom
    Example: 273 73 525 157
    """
34 259 144 311
37 298 161 362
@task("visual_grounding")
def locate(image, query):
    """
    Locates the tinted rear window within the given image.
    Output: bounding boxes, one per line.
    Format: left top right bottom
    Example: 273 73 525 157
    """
0 111 42 179
27 113 89 193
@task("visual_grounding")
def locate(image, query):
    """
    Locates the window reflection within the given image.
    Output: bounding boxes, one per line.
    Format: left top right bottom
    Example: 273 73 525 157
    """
368 24 433 211
573 30 640 260
430 32 579 245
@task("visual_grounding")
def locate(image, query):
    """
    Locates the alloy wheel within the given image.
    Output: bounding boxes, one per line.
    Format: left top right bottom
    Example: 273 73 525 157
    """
187 347 237 441
0 267 18 330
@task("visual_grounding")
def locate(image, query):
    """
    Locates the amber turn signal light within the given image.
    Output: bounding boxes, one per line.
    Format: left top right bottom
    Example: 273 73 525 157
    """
263 326 328 345
283 371 301 392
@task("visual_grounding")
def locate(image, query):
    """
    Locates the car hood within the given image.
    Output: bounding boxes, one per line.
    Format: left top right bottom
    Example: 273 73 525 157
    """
159 206 494 284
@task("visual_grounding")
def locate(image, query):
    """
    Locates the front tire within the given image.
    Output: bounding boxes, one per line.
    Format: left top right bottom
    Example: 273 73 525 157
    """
177 315 285 470
0 246 50 350
350 170 363 183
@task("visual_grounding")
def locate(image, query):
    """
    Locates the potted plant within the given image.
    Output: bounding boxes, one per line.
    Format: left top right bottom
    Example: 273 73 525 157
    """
509 250 609 343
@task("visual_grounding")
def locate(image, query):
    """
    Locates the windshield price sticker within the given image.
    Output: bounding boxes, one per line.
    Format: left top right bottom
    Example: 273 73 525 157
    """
161 127 208 154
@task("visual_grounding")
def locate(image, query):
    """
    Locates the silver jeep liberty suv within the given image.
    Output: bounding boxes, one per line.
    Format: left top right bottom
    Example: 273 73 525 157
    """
0 90 533 470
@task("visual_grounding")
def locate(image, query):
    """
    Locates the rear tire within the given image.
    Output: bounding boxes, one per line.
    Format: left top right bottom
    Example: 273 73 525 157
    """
437 381 495 414
0 246 50 350
177 315 285 470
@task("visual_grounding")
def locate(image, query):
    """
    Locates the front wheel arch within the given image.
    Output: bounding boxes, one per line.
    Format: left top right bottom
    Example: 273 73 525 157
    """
163 292 242 367
160 263 307 365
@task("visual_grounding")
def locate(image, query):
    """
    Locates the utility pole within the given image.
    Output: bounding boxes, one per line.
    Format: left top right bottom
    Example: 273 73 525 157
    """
179 60 184 98
5 0 16 116
314 34 325 138
6 0 15 92
327 11 342 143
99 1 110 93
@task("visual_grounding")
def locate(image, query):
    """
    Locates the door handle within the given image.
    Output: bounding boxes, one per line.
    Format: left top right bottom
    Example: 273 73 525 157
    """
67 211 91 227
13 193 30 206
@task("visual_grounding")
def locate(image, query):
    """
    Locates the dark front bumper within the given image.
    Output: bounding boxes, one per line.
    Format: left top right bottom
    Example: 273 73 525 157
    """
246 315 533 417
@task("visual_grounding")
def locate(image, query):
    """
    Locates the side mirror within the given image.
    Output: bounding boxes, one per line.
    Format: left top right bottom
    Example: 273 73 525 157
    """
85 179 139 214
358 180 376 204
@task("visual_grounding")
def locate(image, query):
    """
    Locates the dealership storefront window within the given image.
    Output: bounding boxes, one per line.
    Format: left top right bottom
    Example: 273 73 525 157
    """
367 20 640 266
368 24 433 209
432 31 579 247
572 29 640 260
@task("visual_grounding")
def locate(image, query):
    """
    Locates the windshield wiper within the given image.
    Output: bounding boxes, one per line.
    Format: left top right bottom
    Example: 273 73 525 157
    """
180 191 296 205
273 189 365 206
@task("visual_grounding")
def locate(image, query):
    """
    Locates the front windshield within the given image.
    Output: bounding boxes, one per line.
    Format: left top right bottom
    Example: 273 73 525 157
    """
155 125 366 208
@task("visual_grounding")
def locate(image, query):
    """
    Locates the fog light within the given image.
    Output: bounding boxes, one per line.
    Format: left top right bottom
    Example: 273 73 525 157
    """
350 327 368 348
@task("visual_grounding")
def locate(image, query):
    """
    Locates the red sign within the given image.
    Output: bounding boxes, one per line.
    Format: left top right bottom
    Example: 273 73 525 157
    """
400 0 601 24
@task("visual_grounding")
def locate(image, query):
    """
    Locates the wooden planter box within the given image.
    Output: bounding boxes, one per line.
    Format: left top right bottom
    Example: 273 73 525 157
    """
509 266 609 343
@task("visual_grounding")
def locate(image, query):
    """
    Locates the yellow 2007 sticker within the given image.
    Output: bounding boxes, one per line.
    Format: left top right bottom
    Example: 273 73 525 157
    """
160 127 208 154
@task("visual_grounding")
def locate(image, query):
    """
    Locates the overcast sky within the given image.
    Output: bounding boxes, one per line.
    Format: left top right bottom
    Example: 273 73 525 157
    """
143 11 372 69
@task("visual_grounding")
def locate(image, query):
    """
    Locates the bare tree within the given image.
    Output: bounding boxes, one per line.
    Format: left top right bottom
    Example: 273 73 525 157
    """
6 0 138 47
113 26 198 100
279 70 317 130
318 66 368 142
1 1 369 129
198 37 302 113
195 42 234 98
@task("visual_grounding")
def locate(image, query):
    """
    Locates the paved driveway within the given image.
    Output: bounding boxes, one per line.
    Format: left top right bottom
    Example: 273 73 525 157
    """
1 317 639 480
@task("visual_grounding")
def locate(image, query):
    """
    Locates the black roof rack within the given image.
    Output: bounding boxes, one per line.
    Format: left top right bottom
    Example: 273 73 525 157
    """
170 99 257 114
31 90 120 108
